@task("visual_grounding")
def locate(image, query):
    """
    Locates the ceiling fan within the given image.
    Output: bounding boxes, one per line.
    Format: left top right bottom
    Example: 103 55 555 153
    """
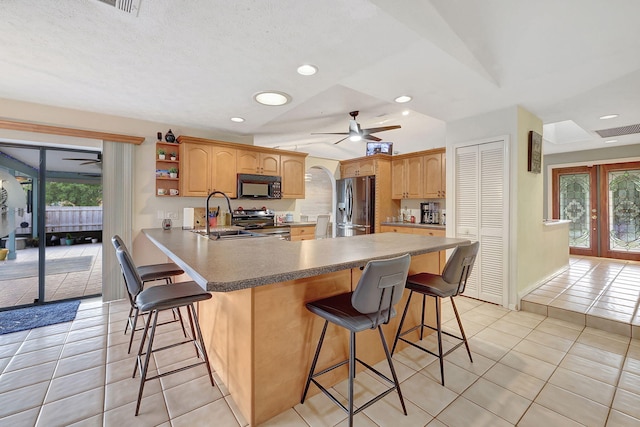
312 111 401 145
63 152 102 166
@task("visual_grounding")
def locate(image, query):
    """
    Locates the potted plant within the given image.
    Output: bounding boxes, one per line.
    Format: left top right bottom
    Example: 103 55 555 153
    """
170 152 177 161
65 233 74 246
168 167 178 179
157 148 166 160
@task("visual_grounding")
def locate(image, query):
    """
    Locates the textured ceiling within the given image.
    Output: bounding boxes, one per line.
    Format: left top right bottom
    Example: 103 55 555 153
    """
1 0 640 160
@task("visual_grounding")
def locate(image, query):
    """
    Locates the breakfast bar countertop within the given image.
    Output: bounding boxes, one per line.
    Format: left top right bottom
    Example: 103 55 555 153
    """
142 228 467 292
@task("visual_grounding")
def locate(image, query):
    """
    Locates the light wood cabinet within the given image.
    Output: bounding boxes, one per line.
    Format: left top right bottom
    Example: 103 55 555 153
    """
392 156 423 199
424 151 445 198
155 142 180 197
289 225 315 241
340 158 375 178
179 141 237 197
380 225 445 273
280 154 306 199
237 150 280 176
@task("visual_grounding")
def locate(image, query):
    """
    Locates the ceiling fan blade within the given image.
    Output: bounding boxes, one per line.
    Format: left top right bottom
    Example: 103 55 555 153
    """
363 135 382 142
63 157 92 161
79 160 98 165
311 132 349 135
333 136 349 145
361 125 401 134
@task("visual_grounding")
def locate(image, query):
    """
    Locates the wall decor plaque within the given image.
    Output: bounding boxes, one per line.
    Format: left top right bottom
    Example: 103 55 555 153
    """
528 131 542 173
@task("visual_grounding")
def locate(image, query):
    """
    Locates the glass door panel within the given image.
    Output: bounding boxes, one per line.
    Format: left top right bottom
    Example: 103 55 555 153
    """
601 162 640 260
552 166 598 256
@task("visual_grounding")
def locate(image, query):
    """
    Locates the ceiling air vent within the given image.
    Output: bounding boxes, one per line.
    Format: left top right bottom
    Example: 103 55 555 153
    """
594 123 640 138
95 0 141 15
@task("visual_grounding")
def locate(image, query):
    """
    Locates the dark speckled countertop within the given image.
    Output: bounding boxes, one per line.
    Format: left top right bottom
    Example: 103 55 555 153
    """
143 229 467 292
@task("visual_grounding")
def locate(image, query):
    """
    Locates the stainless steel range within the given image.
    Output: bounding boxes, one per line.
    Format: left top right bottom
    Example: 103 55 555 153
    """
232 207 291 239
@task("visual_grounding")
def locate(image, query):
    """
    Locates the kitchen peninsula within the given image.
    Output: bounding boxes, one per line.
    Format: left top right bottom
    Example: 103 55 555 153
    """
143 229 468 426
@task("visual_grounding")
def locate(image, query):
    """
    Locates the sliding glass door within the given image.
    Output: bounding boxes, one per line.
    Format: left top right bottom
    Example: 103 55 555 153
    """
0 143 103 310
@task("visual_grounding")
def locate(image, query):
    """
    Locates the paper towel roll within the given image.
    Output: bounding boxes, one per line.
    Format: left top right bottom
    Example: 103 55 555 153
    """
183 208 195 229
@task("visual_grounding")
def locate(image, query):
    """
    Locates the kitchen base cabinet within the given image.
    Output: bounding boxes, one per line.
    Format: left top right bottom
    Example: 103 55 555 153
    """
381 225 445 273
289 224 315 241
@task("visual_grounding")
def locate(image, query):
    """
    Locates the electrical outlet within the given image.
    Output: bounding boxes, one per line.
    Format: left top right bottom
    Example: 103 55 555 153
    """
167 211 179 220
156 210 165 220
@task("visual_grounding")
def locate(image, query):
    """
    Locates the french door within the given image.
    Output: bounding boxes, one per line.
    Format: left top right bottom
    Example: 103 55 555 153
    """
552 162 640 261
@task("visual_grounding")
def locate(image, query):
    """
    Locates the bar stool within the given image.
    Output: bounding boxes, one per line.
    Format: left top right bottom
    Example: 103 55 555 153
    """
301 254 411 426
112 235 186 352
391 241 479 386
114 246 215 415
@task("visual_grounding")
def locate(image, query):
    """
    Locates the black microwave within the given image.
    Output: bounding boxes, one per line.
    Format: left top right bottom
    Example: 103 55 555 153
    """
237 174 282 199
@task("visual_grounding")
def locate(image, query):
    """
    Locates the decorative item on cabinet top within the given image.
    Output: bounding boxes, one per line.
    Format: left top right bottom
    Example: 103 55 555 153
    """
165 129 176 143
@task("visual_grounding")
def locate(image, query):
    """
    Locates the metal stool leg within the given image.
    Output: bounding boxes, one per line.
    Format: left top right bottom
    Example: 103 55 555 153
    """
188 303 215 386
391 290 414 355
435 296 445 386
451 296 472 362
378 325 407 415
301 320 329 403
135 310 159 416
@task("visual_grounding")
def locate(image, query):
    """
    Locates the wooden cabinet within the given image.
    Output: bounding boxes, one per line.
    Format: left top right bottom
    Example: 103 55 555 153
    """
340 158 375 178
237 150 280 175
392 156 423 199
280 154 306 199
179 140 237 197
424 151 445 198
289 225 315 241
380 225 445 273
155 142 180 197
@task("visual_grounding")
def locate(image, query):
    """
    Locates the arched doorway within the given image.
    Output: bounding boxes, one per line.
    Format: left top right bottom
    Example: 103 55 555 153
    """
299 166 336 238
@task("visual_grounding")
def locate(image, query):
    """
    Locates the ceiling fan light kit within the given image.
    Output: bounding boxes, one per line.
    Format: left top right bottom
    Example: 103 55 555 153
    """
311 110 402 145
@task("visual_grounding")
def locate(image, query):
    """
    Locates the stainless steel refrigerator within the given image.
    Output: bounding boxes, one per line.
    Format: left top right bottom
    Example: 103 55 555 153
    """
335 176 375 237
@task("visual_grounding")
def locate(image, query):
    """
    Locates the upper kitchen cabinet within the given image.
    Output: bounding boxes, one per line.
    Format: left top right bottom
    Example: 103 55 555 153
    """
178 137 237 197
340 157 375 178
237 150 280 176
391 156 423 199
423 150 445 198
280 154 306 199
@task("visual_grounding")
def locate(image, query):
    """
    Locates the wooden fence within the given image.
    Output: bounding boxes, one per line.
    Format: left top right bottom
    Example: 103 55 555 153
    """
15 206 103 234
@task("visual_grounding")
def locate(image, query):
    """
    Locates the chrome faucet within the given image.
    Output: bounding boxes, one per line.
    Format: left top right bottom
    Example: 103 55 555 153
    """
206 191 233 236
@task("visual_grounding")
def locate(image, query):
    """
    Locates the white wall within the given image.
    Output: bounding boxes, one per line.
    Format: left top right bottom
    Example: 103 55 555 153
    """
446 105 569 308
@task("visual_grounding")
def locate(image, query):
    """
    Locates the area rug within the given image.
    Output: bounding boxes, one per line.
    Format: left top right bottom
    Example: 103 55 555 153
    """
0 300 81 335
0 256 93 280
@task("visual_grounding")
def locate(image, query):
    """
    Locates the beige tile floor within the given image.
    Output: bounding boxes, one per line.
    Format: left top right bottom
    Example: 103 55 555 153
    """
521 256 640 338
0 244 102 309
1 295 640 426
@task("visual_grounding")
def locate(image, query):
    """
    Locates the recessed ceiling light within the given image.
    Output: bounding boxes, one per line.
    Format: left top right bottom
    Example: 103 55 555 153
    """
230 117 245 123
254 91 291 106
402 110 410 116
599 114 619 120
297 64 318 76
394 95 412 103
605 139 618 144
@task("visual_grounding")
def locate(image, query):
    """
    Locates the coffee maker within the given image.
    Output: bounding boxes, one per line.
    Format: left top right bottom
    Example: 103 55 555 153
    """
420 202 440 224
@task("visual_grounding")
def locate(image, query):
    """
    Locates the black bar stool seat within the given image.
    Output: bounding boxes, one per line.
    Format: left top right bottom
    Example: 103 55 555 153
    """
112 235 187 353
302 254 411 427
392 241 479 386
114 246 215 416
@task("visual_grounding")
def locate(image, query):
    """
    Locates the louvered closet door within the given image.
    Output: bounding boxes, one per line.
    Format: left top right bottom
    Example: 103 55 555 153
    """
455 140 507 305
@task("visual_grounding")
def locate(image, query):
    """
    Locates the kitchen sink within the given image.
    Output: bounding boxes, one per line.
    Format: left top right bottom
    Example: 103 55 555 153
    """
191 229 270 240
